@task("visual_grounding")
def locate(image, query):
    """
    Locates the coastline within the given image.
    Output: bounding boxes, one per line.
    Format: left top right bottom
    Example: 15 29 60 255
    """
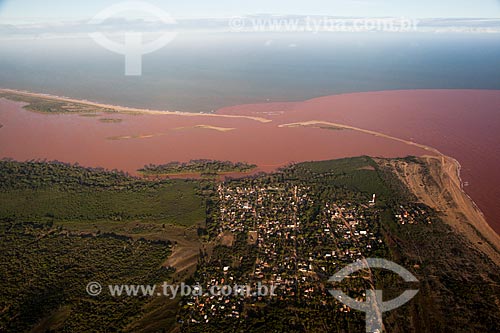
280 120 500 262
0 88 272 123
379 155 500 265
1 88 499 260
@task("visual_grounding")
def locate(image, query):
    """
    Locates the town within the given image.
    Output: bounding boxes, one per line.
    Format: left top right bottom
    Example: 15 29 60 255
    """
180 176 388 327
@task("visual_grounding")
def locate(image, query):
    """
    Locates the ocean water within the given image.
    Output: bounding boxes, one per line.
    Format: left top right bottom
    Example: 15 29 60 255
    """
1 32 500 112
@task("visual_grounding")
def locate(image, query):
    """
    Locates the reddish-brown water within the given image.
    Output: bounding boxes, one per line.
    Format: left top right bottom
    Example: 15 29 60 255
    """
0 99 425 174
1 89 498 233
217 90 500 234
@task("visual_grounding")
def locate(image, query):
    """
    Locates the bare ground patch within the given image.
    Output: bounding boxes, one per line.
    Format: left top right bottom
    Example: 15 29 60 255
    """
162 224 211 279
218 231 235 247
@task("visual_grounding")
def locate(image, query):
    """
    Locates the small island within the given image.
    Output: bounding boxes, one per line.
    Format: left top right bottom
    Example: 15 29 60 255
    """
138 159 257 177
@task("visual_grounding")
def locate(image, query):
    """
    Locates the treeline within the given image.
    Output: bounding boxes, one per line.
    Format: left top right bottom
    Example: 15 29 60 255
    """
0 158 172 192
139 159 257 175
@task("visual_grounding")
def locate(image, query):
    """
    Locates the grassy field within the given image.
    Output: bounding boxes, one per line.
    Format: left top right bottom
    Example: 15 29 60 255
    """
0 160 205 227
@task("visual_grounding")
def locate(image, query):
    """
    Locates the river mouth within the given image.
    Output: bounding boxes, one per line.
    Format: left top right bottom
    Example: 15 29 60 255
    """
1 89 499 234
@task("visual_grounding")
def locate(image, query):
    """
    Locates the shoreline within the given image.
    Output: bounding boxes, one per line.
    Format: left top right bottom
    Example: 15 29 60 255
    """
1 88 499 253
379 155 500 265
0 88 273 123
280 120 500 258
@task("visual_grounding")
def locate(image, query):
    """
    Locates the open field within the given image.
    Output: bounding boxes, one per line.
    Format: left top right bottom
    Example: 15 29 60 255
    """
56 219 206 281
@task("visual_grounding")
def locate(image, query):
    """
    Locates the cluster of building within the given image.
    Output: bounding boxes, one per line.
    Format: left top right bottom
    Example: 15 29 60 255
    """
394 204 432 225
181 179 385 323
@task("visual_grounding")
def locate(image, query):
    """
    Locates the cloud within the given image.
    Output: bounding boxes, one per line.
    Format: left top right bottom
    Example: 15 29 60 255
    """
417 18 500 32
1 15 500 40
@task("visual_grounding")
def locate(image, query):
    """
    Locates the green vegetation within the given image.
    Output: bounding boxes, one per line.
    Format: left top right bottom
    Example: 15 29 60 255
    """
139 159 257 176
0 159 205 226
0 222 173 332
318 125 344 131
0 156 498 332
292 156 417 205
0 91 114 114
183 156 499 332
0 160 206 332
99 118 123 123
294 156 387 194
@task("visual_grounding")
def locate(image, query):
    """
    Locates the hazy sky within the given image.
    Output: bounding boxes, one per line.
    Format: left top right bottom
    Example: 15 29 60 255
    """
1 0 500 22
